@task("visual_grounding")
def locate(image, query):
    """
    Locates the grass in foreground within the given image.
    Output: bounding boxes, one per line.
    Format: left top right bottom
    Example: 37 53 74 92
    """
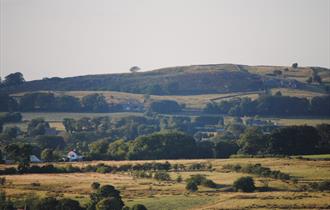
1 158 330 210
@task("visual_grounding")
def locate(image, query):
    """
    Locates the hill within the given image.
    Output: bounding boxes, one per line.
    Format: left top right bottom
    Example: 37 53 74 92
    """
2 64 329 95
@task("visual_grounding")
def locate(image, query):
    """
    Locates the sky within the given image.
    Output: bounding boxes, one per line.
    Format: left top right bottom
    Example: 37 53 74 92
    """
0 0 329 81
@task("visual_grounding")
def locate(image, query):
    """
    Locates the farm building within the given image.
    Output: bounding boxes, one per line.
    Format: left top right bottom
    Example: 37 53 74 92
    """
67 150 83 161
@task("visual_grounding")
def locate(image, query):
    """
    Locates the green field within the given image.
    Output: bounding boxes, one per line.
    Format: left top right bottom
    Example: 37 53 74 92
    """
293 154 330 160
1 158 330 210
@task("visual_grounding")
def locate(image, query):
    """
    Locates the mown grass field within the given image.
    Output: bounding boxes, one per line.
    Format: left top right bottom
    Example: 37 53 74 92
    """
1 158 330 210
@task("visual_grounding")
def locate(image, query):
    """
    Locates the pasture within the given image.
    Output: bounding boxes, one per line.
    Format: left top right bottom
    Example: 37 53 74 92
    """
11 87 325 110
1 158 330 210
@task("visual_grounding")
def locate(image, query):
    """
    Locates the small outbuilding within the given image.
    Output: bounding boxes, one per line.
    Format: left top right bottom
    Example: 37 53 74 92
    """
30 155 42 163
67 150 83 161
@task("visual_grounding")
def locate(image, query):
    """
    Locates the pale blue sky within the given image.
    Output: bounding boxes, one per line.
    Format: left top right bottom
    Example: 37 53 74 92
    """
0 0 329 80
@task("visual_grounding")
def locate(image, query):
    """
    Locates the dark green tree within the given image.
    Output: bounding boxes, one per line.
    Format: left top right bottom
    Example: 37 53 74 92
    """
186 180 198 192
57 198 84 210
35 197 60 210
3 72 25 86
238 127 266 155
131 204 148 210
27 118 50 136
95 197 123 210
233 176 255 192
81 94 109 112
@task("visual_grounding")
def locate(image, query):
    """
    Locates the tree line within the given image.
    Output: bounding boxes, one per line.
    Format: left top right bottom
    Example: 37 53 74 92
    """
0 92 121 112
1 115 329 163
204 94 330 116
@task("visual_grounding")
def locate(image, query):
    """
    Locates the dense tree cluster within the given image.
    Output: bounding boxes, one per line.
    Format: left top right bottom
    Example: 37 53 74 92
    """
205 95 330 116
0 92 120 113
147 100 182 114
237 125 330 155
0 72 25 87
233 176 256 192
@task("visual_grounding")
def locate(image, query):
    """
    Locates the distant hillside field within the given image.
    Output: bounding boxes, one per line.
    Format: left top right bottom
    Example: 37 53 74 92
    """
10 87 327 109
3 64 329 95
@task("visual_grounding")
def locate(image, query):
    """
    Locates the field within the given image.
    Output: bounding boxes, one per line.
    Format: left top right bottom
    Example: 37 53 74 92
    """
264 117 330 126
1 158 330 210
11 86 326 110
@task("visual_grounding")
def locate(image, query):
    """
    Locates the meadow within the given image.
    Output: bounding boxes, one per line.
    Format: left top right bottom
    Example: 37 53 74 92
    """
12 87 326 110
1 158 330 210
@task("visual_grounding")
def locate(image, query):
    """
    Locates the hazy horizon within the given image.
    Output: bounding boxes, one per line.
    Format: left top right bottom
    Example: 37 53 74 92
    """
1 0 329 81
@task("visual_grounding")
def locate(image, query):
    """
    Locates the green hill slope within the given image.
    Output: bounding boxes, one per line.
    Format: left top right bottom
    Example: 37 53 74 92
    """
2 64 329 95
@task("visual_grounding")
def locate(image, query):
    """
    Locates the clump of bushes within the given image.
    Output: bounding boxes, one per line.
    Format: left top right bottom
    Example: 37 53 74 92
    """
188 163 212 171
0 161 175 176
185 174 217 191
201 179 217 188
91 182 100 190
131 204 148 210
153 171 171 181
309 180 330 191
223 163 291 180
186 180 198 192
233 176 256 192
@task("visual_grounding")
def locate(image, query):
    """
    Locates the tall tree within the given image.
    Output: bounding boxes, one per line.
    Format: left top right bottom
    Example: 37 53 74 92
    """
4 72 25 86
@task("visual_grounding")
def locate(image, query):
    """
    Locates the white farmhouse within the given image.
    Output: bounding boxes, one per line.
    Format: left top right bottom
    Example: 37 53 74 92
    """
67 150 83 161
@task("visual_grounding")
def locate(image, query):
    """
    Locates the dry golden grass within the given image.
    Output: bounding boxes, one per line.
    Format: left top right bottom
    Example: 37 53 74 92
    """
1 158 330 209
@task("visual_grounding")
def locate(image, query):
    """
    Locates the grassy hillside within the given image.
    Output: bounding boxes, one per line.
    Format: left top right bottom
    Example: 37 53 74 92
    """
3 64 328 95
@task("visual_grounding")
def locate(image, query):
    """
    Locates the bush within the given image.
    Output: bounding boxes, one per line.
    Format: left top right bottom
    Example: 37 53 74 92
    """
310 180 330 191
318 181 330 191
148 100 181 114
233 176 255 192
186 180 198 192
176 175 183 183
96 197 123 210
201 179 217 188
131 204 148 210
57 198 84 210
35 197 60 210
154 171 171 181
186 174 206 185
91 182 101 190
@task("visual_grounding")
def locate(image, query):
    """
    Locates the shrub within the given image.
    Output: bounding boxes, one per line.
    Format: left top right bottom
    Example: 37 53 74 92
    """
310 180 330 191
154 171 171 181
201 179 217 188
96 166 111 174
186 174 206 185
318 181 330 191
186 180 198 192
57 198 84 210
233 176 256 192
131 204 148 210
176 175 183 183
96 197 123 210
91 182 101 190
35 197 60 210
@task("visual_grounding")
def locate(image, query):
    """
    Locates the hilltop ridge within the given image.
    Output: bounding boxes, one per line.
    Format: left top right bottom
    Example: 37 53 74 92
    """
2 64 329 95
